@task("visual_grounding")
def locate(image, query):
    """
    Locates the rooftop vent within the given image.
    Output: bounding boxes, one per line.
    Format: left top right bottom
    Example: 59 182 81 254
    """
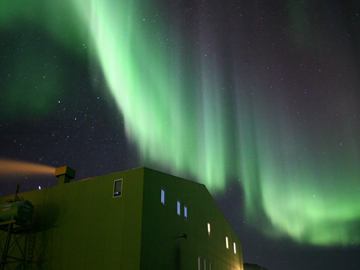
55 166 76 185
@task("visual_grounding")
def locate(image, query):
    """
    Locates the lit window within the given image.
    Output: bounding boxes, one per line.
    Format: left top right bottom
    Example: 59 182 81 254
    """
225 236 229 249
233 242 237 254
184 205 188 220
113 179 123 197
207 223 211 236
204 259 206 270
198 257 201 270
161 188 165 205
177 200 181 215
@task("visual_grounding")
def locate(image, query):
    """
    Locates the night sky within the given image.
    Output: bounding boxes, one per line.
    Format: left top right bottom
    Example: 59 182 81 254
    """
1 1 360 269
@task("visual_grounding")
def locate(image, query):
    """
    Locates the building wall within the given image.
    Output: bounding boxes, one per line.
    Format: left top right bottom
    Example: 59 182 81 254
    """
140 168 243 270
0 168 145 270
1 167 243 270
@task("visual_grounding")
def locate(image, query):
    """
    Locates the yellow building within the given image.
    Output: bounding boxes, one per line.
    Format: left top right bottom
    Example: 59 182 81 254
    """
0 167 243 270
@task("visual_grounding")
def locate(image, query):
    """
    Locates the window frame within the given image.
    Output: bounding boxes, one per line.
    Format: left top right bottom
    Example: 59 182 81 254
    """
184 205 188 220
177 200 181 216
113 179 123 198
161 188 166 205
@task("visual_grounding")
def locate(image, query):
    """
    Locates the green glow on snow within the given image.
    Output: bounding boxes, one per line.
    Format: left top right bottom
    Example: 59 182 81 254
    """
1 0 360 246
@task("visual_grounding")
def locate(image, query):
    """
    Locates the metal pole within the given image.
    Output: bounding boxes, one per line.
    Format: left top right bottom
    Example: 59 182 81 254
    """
1 222 13 270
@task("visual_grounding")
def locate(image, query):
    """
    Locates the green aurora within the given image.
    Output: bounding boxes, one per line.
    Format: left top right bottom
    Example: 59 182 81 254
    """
1 0 359 246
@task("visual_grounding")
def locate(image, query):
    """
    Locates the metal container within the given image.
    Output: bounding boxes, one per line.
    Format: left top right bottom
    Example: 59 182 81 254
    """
0 200 34 223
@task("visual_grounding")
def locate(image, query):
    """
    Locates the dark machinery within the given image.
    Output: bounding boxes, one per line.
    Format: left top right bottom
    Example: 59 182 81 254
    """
0 200 34 224
0 185 34 270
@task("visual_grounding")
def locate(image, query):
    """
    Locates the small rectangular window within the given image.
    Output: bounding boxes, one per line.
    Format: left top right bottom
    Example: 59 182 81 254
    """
161 188 165 205
233 242 237 254
204 259 206 270
209 262 212 270
225 236 229 249
207 223 211 236
113 179 123 197
177 200 181 215
198 257 201 270
184 205 188 220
